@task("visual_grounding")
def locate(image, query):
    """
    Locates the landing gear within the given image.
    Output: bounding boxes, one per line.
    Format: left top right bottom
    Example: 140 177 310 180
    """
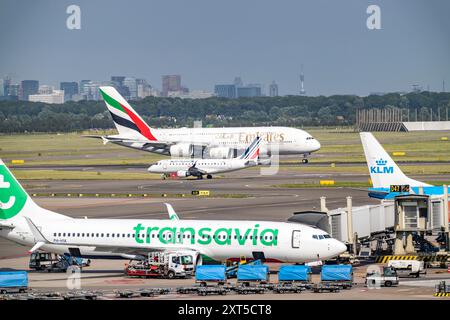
301 158 309 164
206 175 213 179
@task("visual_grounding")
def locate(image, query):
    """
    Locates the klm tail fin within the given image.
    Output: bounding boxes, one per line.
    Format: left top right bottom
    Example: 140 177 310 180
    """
359 132 431 188
0 159 68 222
99 86 158 141
238 136 262 160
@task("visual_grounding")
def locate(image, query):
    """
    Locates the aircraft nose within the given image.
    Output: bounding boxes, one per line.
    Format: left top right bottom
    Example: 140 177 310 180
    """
312 139 321 151
333 240 347 255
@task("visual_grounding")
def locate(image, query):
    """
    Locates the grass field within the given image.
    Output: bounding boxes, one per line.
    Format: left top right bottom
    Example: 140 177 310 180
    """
0 129 449 180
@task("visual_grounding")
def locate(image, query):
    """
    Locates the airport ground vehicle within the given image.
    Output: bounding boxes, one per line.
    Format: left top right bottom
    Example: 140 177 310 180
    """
125 251 194 279
273 264 312 293
365 266 399 287
387 260 426 278
196 265 227 286
237 264 270 286
318 265 353 289
0 271 28 294
29 252 90 272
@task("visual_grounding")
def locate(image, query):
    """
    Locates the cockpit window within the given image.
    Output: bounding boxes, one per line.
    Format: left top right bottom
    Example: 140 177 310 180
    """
313 234 331 240
306 137 314 140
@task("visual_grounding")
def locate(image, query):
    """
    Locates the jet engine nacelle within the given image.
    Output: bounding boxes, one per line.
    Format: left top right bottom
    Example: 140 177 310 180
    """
208 147 234 159
170 143 193 157
176 170 190 177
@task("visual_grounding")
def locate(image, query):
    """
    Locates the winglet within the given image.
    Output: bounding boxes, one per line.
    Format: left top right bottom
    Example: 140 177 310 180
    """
165 203 179 221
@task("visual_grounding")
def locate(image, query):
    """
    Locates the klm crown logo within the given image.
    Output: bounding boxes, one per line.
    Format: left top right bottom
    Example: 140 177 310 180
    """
370 158 394 174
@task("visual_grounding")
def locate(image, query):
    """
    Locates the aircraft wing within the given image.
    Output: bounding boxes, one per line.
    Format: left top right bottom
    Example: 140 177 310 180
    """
83 135 173 149
0 221 15 229
83 135 211 148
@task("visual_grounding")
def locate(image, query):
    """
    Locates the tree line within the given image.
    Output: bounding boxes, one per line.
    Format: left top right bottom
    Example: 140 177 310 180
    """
0 91 449 133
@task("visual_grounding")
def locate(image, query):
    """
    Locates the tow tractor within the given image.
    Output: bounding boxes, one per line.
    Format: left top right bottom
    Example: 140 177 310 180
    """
365 266 399 287
29 252 90 272
125 251 195 279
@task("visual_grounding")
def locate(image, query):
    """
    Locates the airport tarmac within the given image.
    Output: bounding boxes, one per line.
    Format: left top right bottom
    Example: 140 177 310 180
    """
1 256 449 300
1 167 449 300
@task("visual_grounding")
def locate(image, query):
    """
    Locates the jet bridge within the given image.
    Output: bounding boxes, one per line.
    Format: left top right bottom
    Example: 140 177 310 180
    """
292 188 449 255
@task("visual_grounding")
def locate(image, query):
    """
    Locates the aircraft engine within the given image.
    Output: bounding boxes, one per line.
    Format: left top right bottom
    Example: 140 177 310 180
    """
176 170 190 177
208 147 234 159
170 143 194 157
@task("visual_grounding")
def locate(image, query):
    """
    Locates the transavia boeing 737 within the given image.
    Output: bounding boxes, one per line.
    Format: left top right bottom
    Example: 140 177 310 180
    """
0 159 346 263
360 132 449 199
148 136 267 179
87 86 320 163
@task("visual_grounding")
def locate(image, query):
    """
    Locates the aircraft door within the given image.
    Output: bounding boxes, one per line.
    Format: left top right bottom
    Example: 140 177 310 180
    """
291 230 301 248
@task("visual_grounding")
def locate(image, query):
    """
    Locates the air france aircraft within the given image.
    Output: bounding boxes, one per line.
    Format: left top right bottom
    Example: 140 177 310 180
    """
0 159 346 263
148 136 266 179
88 86 320 162
360 132 449 199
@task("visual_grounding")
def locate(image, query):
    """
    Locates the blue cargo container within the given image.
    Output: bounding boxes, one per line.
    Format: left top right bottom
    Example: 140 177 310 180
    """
0 271 28 293
321 265 353 281
278 265 311 282
195 265 227 282
237 264 269 282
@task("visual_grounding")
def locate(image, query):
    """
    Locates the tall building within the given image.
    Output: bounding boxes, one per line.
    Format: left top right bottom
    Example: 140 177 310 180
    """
79 80 91 97
0 79 4 96
38 85 53 94
237 85 262 98
123 77 137 99
299 65 306 95
162 75 181 96
60 82 79 101
111 76 125 86
269 81 278 97
20 80 39 101
214 84 236 98
8 84 20 99
29 90 64 104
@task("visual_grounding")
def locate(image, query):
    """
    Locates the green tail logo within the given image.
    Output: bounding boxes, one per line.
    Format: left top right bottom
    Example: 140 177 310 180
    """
0 165 27 220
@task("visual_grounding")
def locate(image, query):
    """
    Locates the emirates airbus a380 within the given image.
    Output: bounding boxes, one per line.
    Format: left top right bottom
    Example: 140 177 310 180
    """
88 87 321 163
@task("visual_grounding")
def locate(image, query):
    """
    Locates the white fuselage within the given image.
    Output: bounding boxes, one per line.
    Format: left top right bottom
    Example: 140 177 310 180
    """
113 126 320 156
148 158 255 175
1 214 346 263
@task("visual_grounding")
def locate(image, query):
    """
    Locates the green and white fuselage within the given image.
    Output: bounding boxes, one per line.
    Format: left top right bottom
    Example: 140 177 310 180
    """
0 159 346 263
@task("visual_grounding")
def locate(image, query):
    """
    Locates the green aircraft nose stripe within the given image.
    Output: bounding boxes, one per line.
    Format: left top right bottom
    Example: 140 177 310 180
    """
0 165 27 220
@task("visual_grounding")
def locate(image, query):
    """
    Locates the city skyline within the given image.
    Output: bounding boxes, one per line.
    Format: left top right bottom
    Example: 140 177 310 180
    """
0 1 449 96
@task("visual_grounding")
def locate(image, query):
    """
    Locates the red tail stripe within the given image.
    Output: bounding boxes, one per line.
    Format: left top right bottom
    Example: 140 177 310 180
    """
120 102 157 141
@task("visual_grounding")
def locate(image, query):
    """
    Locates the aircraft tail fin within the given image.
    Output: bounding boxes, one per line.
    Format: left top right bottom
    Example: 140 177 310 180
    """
99 86 158 141
0 159 68 222
238 136 262 160
359 132 431 188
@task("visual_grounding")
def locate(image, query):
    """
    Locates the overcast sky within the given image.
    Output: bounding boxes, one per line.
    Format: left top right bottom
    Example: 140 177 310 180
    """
0 0 449 96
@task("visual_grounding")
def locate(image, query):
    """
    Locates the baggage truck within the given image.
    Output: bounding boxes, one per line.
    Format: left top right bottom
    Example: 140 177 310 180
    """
319 265 353 289
237 264 270 287
0 271 28 294
274 265 312 293
278 265 311 283
195 265 227 286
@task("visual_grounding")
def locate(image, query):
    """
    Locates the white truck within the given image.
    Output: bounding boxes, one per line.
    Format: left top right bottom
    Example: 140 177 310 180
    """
365 266 399 287
387 260 426 278
125 250 195 279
